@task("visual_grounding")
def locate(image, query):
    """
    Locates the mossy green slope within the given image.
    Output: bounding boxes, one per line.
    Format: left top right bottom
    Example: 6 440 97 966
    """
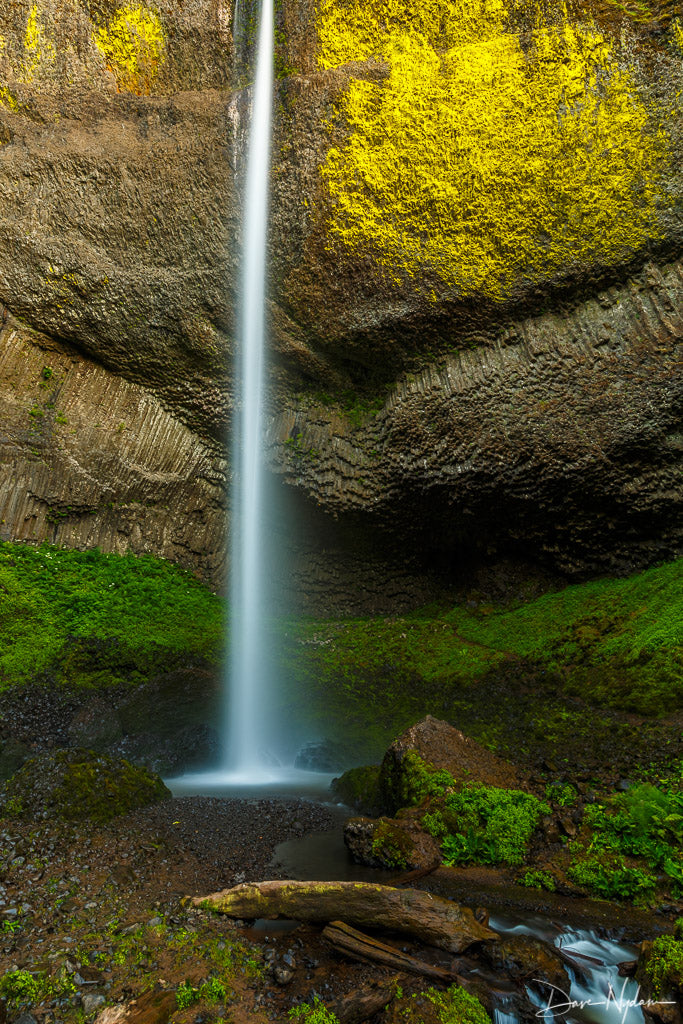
0 542 223 690
280 559 683 761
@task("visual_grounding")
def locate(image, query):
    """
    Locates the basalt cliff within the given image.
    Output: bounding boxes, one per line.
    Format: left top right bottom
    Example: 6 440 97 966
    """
0 0 681 611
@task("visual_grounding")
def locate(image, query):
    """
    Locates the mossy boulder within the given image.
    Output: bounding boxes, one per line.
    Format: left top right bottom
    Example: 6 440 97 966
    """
636 930 683 1024
344 814 442 871
380 716 529 816
384 984 492 1024
0 748 171 823
331 764 383 815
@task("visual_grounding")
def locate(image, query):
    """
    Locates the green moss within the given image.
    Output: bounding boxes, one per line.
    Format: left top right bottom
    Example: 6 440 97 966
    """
0 542 223 691
640 934 683 999
289 997 340 1024
277 558 682 763
370 819 410 868
317 0 669 299
381 749 457 814
388 985 491 1024
93 5 166 95
0 749 171 823
330 764 381 813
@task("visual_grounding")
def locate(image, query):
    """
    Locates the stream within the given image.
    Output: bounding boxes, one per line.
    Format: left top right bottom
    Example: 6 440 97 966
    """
272 827 648 1024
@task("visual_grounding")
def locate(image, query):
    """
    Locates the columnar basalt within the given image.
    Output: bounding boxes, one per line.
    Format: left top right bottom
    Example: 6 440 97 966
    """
0 0 679 604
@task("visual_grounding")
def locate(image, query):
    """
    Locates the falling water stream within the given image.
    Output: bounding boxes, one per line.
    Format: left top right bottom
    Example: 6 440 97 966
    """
166 10 654 1015
225 0 275 780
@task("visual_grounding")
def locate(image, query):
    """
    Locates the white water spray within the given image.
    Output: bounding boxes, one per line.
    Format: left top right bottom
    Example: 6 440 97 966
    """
225 0 275 780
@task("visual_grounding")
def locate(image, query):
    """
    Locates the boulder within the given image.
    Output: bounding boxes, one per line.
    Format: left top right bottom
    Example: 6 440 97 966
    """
344 815 442 871
0 748 171 823
380 715 529 814
331 765 383 816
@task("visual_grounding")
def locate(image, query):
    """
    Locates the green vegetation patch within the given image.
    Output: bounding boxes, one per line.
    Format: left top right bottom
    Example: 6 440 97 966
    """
0 967 77 1011
0 748 171 822
0 542 223 690
279 559 682 761
422 784 549 867
290 995 340 1023
568 780 683 900
385 984 491 1024
638 925 683 1001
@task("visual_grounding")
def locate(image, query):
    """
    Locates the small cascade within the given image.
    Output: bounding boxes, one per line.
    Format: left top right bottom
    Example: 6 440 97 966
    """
489 916 645 1024
225 0 275 780
492 994 519 1024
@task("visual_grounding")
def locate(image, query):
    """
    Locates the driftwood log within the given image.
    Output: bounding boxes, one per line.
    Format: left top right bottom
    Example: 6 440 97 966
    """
193 880 497 953
323 919 462 983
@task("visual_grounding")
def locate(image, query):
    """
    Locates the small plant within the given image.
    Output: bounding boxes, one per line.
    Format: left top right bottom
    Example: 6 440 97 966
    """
41 366 53 381
175 980 199 1010
0 969 41 1005
289 996 339 1023
199 977 228 1003
520 869 556 891
545 781 577 807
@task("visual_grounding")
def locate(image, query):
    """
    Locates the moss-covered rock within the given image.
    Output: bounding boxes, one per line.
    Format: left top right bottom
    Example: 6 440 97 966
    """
384 984 492 1024
344 814 442 870
636 927 683 1024
0 748 171 823
379 716 528 815
330 764 382 815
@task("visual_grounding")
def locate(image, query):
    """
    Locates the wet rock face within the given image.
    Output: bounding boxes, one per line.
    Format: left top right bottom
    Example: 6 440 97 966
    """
0 0 679 601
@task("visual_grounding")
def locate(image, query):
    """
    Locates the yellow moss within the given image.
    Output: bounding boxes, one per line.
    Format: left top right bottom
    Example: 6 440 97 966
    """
0 87 19 112
317 0 669 299
93 4 166 95
21 5 55 83
673 19 683 52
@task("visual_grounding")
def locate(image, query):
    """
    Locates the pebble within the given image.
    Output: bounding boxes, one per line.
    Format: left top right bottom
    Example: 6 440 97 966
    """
273 966 294 985
12 1013 38 1024
81 995 106 1015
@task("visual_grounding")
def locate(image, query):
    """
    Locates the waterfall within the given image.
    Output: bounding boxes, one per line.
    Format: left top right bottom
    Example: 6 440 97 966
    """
225 0 275 779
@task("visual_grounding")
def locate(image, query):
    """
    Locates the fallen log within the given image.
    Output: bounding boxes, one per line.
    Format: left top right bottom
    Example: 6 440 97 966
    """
323 919 461 983
192 879 497 953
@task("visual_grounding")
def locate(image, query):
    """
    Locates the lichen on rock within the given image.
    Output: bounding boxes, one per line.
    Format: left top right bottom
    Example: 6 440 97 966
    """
93 4 167 95
317 0 670 298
